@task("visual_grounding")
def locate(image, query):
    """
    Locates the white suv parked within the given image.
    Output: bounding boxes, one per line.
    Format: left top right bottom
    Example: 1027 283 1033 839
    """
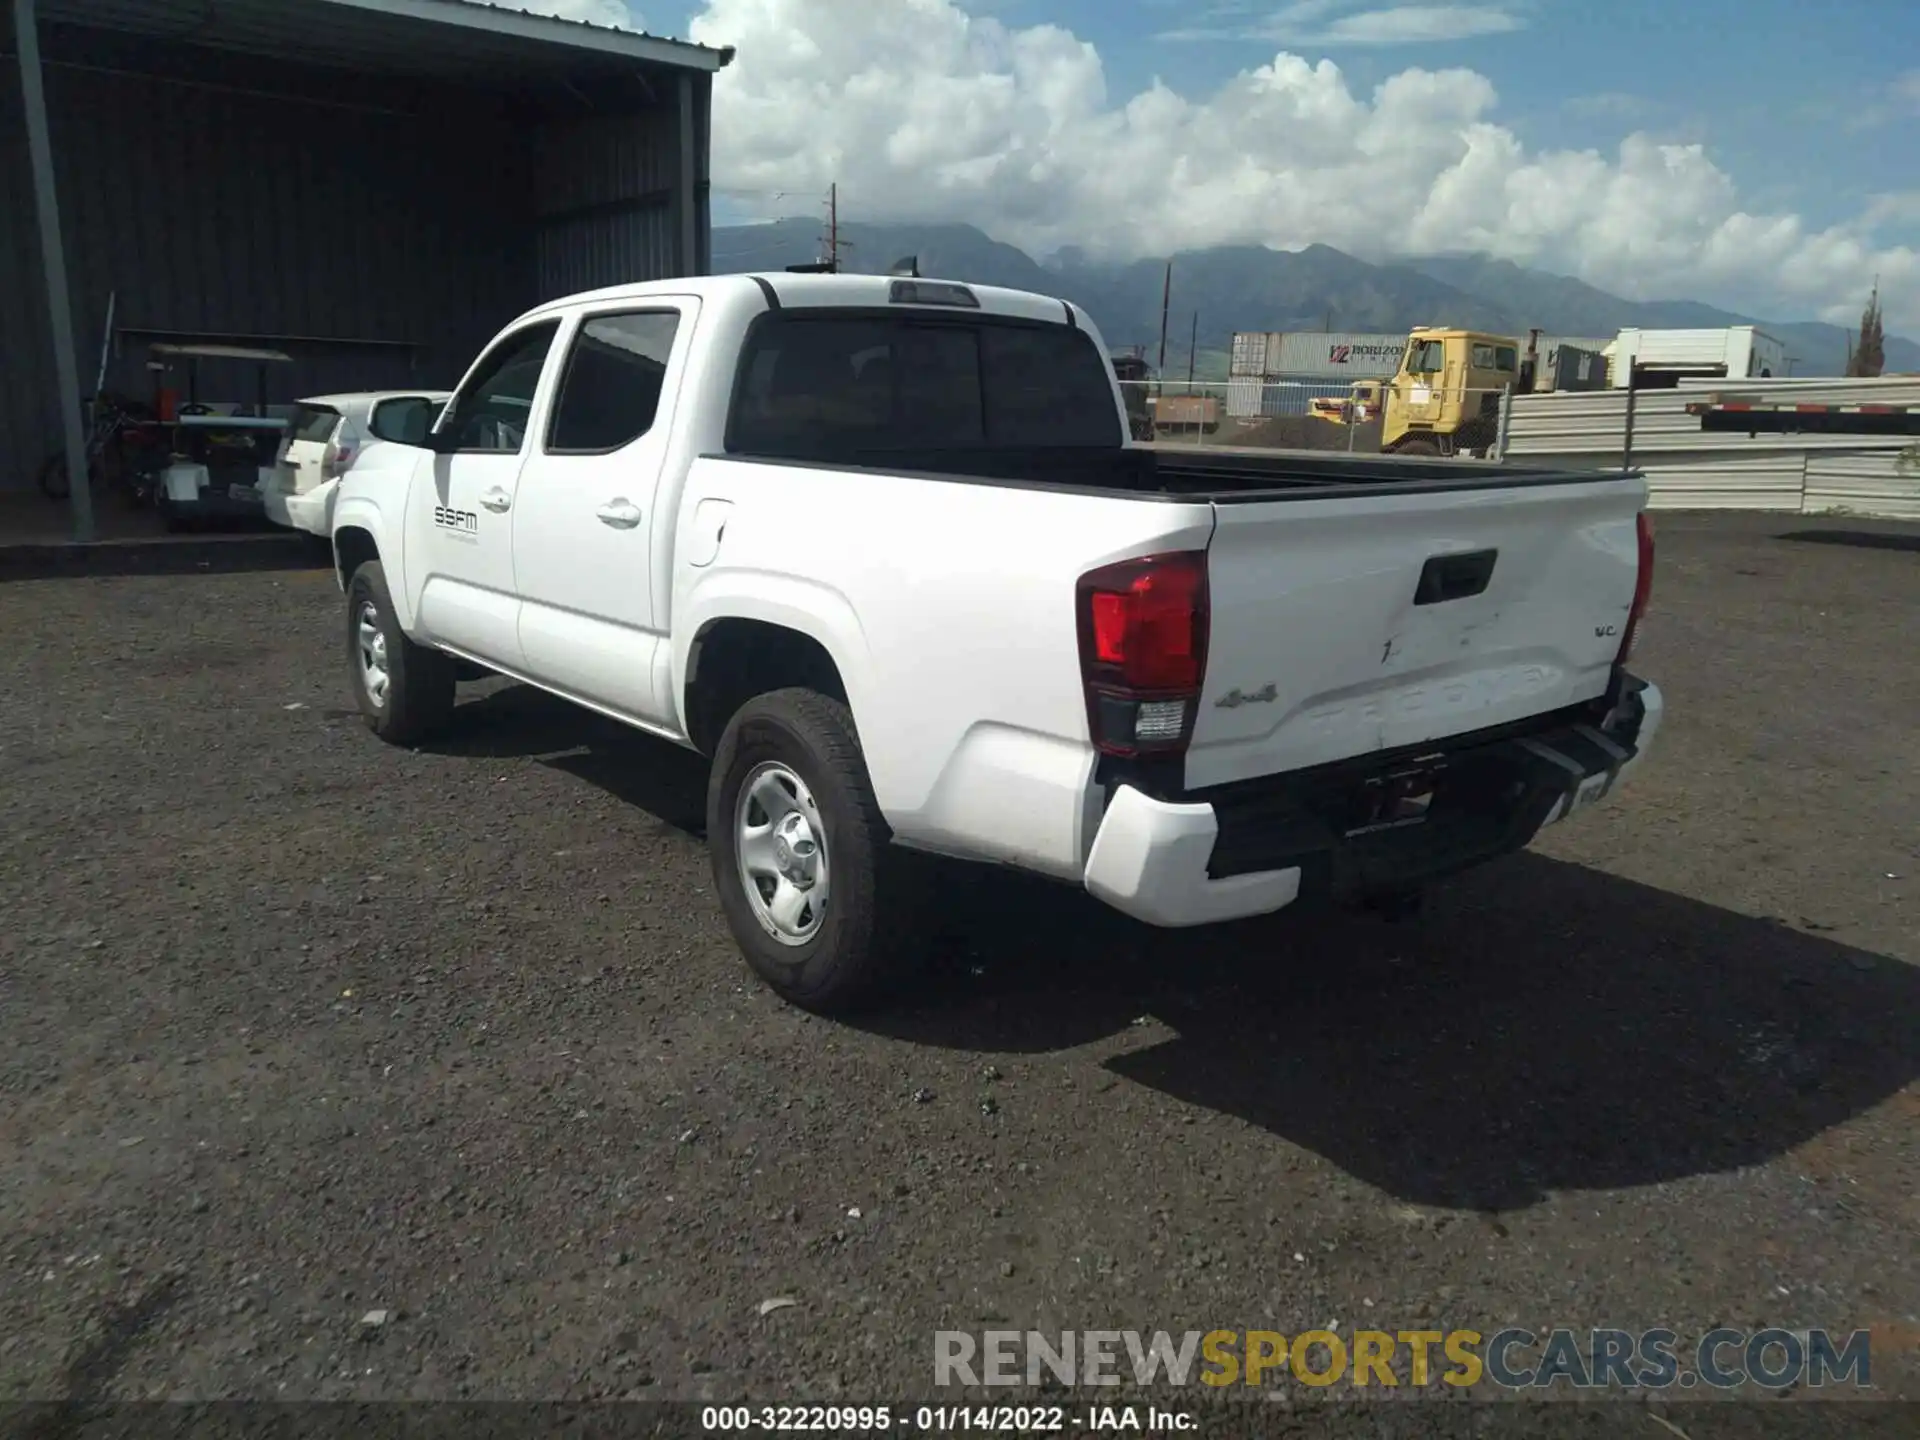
263 390 448 537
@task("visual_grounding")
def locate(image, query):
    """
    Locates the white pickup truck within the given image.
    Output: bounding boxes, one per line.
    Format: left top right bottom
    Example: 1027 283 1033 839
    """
331 272 1663 1012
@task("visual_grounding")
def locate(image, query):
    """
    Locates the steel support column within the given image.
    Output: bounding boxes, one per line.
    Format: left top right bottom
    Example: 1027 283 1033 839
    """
14 0 93 541
676 70 699 277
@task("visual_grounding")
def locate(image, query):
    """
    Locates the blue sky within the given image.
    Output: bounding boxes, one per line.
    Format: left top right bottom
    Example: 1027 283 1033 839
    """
652 0 1919 327
674 0 1916 233
1119 0 1918 232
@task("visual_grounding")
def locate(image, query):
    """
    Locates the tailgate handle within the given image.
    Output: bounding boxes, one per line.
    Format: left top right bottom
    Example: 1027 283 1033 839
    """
1415 549 1497 605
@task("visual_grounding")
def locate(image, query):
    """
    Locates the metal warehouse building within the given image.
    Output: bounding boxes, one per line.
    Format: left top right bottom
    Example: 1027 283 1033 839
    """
3 0 730 539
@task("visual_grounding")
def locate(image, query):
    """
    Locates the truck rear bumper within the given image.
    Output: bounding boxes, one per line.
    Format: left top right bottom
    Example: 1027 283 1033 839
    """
1082 785 1304 928
1083 679 1663 928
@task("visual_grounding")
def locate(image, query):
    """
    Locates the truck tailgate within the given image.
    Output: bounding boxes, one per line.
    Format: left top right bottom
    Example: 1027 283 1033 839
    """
1187 475 1646 791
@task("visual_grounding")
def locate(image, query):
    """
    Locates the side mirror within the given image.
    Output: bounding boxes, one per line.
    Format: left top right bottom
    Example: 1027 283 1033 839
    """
371 397 456 451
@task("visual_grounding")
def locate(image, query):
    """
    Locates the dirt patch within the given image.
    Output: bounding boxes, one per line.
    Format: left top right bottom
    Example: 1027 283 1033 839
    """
2 516 1918 1402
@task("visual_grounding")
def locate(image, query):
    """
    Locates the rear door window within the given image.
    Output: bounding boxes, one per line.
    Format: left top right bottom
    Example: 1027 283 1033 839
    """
726 314 1122 458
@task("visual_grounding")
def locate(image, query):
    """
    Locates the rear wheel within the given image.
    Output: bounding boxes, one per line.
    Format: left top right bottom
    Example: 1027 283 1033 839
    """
708 688 912 1014
1395 437 1441 457
345 559 455 745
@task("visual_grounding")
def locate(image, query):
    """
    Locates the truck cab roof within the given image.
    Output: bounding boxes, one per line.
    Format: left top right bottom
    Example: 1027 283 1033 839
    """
512 271 1086 330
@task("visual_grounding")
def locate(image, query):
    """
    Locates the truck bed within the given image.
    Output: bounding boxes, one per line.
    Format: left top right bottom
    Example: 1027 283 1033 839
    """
716 443 1620 501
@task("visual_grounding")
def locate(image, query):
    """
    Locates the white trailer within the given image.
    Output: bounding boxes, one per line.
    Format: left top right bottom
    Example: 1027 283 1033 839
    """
1608 326 1787 387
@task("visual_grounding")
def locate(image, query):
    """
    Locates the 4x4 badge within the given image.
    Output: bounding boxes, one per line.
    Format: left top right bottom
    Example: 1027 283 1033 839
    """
1214 682 1278 709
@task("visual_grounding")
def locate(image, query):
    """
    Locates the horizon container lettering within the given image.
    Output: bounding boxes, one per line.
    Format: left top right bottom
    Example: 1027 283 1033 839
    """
1268 331 1406 379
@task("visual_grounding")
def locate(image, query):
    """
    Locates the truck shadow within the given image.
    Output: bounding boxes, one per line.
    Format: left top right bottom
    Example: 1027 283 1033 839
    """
1775 527 1920 555
862 855 1920 1213
416 682 1920 1214
419 683 707 837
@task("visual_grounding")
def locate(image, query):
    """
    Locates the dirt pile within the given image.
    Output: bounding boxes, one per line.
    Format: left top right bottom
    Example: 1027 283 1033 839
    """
1226 415 1384 453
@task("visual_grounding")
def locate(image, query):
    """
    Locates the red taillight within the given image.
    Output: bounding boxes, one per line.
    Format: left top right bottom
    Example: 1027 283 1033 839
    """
1077 551 1210 756
323 442 355 480
1617 511 1655 665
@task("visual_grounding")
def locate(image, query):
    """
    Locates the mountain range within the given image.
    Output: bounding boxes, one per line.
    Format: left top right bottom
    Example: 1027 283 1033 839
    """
710 218 1915 380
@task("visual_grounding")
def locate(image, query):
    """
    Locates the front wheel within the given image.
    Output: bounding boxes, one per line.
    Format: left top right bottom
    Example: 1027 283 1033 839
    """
345 559 455 745
707 688 911 1014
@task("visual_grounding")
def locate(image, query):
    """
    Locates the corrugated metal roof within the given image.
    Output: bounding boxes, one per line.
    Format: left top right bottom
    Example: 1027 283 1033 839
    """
22 0 730 82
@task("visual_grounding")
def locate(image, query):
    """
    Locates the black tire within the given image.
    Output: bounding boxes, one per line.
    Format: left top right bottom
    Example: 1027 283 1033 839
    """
1395 437 1441 457
707 688 913 1014
37 453 72 500
345 559 456 746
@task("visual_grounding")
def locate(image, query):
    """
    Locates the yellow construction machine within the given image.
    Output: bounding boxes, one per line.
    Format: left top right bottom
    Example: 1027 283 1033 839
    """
1379 328 1520 456
1379 327 1609 455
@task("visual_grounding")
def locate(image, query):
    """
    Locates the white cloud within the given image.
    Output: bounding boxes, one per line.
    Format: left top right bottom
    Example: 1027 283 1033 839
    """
1162 1 1525 46
1849 69 1920 132
689 0 1920 332
500 0 641 29
1313 6 1520 44
1271 4 1524 45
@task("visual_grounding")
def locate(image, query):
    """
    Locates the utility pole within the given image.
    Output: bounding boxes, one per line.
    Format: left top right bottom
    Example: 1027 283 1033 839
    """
1156 260 1172 392
1187 311 1198 388
814 182 843 273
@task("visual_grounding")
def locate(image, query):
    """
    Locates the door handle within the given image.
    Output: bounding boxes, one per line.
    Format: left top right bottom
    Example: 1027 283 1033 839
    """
1415 548 1497 605
596 499 643 530
479 487 512 513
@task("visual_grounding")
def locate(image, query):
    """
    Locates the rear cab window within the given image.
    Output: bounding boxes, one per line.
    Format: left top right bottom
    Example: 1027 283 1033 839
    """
724 311 1123 459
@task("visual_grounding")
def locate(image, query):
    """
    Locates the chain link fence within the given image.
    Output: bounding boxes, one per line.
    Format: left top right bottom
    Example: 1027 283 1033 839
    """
1117 379 1521 456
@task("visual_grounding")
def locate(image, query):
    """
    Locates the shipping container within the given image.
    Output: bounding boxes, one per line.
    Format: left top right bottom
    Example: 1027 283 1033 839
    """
1531 335 1612 372
1229 331 1283 377
1268 331 1407 380
1537 343 1609 392
1225 376 1265 418
1261 380 1314 418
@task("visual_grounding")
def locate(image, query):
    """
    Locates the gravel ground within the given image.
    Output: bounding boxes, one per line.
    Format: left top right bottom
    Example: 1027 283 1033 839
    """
1 513 1916 1421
